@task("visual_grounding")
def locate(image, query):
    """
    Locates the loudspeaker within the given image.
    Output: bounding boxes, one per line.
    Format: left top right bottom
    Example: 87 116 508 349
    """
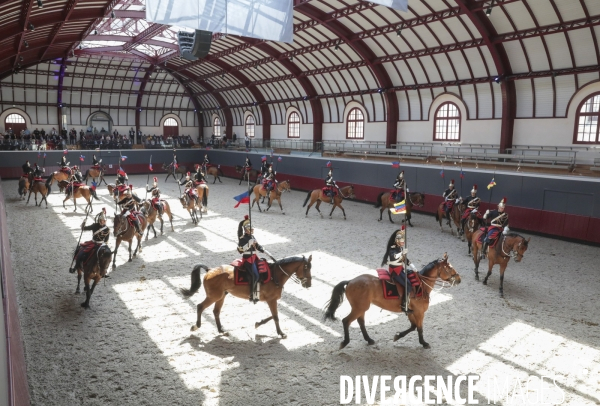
177 30 212 61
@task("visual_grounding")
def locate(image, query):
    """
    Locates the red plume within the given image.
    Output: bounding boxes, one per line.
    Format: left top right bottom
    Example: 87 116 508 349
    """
473 184 477 190
401 225 405 231
244 215 249 220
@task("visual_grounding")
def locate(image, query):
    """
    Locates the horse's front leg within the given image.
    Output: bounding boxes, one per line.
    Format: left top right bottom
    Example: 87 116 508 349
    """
315 200 323 217
159 216 164 235
75 272 82 294
72 197 77 212
128 240 133 261
473 243 480 280
267 300 286 339
387 207 394 223
81 278 99 309
190 296 218 332
133 235 142 257
482 258 494 285
394 321 417 342
277 196 284 215
498 264 508 298
145 224 151 241
411 313 430 349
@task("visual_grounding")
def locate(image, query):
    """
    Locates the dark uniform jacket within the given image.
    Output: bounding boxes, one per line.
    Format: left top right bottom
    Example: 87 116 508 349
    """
22 163 33 174
463 195 480 209
83 223 110 243
486 210 509 228
443 188 458 200
194 171 207 183
146 185 160 197
238 233 264 258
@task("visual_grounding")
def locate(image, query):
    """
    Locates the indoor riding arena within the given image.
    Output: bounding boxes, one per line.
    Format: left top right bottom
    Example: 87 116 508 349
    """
1 1 599 406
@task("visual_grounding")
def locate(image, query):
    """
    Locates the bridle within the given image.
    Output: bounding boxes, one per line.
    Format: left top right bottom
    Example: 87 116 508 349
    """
407 192 424 208
338 186 355 199
276 256 311 287
114 215 130 237
501 236 525 260
418 260 459 292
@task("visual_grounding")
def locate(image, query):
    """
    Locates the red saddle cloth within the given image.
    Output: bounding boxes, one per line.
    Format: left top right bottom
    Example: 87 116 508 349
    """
91 165 101 170
151 197 161 209
125 212 141 226
193 181 206 186
461 208 482 220
376 268 422 299
60 167 72 175
231 258 272 285
322 187 337 196
21 173 30 178
115 184 128 194
33 177 44 182
445 200 455 210
478 227 500 247
186 189 198 199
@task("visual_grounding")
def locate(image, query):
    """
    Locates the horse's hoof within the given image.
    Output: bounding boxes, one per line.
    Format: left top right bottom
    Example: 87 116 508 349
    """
190 325 198 332
112 264 116 270
128 258 133 262
282 212 285 215
483 280 488 285
367 340 375 346
422 342 431 349
329 216 332 219
378 219 381 222
339 341 349 350
80 303 89 309
344 217 347 220
75 290 80 294
221 331 229 337
409 224 414 227
393 334 400 342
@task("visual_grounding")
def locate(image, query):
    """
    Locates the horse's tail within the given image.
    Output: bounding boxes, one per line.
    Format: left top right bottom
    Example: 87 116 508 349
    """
302 190 312 207
92 188 99 200
46 183 51 195
83 169 89 181
45 174 53 188
18 179 24 196
374 192 384 208
180 264 208 297
435 210 439 222
217 167 224 177
323 281 350 321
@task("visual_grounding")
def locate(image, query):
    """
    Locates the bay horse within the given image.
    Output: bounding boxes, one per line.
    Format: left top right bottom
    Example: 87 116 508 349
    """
375 191 425 225
179 194 201 224
205 165 224 184
470 230 530 297
435 200 464 236
235 165 260 185
181 255 312 338
193 183 209 213
112 212 147 269
83 164 107 185
141 199 174 240
45 167 71 188
162 163 187 182
324 253 460 349
26 178 51 208
18 174 31 199
62 183 99 212
251 180 291 214
74 245 113 309
303 185 356 220
463 211 484 254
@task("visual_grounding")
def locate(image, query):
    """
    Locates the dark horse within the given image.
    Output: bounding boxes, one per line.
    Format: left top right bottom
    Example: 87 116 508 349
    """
18 173 31 200
470 230 530 297
181 255 312 338
162 163 187 182
205 165 224 184
435 200 464 236
235 165 260 185
74 245 113 309
463 211 484 254
374 191 425 225
112 212 148 269
26 178 51 208
324 253 460 349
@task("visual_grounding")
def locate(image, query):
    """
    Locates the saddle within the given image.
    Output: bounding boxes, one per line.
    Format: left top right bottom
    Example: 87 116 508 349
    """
445 200 455 210
322 187 337 196
21 173 30 178
76 241 101 266
33 177 44 182
126 212 141 226
231 258 272 285
478 227 500 247
60 167 72 175
462 208 482 220
390 190 404 202
115 184 128 195
91 165 101 170
193 181 206 187
186 189 198 199
376 268 422 300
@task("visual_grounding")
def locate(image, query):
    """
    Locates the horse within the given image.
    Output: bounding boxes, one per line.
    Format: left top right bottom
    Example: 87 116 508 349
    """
463 211 484 254
235 165 260 185
205 165 224 184
303 185 356 220
112 212 147 269
26 178 51 208
45 168 71 188
435 200 464 236
179 193 201 224
18 174 31 199
74 245 113 309
470 230 530 297
193 183 209 213
374 191 426 225
162 163 187 182
251 180 291 214
141 199 174 240
323 253 460 349
83 164 107 185
181 255 312 338
62 184 99 212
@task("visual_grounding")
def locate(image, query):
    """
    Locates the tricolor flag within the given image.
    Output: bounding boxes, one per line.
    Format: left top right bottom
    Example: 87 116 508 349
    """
391 161 400 168
79 155 85 162
63 149 68 154
233 190 250 208
149 163 153 171
390 200 406 214
460 170 465 179
326 161 332 167
121 156 128 161
487 178 496 190
440 169 444 178
270 149 274 158
37 152 41 158
278 156 282 162
261 155 267 161
43 153 46 158
91 180 97 191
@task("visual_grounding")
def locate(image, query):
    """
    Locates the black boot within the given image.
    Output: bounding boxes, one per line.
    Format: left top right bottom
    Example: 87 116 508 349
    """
158 204 164 216
481 238 489 258
401 294 413 314
133 220 142 235
70 261 80 274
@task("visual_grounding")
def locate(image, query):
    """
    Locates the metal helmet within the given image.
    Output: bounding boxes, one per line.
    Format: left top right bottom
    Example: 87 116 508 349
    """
399 171 404 179
395 225 406 242
471 184 477 195
242 219 253 231
449 179 455 188
97 207 107 222
186 172 191 180
498 197 507 209
328 169 332 177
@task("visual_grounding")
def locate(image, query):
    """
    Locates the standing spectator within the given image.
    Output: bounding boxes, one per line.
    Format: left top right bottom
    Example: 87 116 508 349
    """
232 132 237 144
40 128 45 138
244 133 250 149
79 128 84 142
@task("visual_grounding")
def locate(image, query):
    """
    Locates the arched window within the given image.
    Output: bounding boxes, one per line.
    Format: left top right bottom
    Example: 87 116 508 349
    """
163 117 179 137
4 113 27 135
575 94 600 143
245 115 255 138
5 114 25 124
164 118 177 126
346 108 364 139
434 102 461 141
288 112 300 138
213 117 221 137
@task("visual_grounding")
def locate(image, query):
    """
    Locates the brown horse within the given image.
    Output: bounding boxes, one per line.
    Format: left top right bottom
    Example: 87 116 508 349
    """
141 199 174 240
435 201 464 236
180 194 201 224
62 183 99 212
26 179 51 208
83 164 107 185
74 244 113 309
251 180 291 214
470 230 530 297
181 255 312 338
303 185 355 219
18 174 30 199
324 254 460 349
194 183 209 213
235 165 260 185
206 166 224 184
374 191 426 225
463 211 484 254
45 168 71 188
112 212 147 269
162 163 187 182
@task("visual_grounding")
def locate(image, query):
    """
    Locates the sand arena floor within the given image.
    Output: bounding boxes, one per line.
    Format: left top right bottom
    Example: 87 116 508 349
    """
2 175 599 405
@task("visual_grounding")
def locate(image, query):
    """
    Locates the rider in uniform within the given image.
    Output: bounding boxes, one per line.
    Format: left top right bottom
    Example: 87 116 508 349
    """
70 208 110 274
145 177 163 216
382 226 417 314
71 165 84 183
58 155 70 169
442 179 459 224
194 166 208 207
202 154 210 172
22 160 33 176
461 184 481 232
120 187 142 235
264 165 277 195
259 157 269 183
32 163 44 178
92 154 102 166
116 169 128 185
324 168 339 204
243 156 252 175
180 172 198 205
237 219 265 303
482 197 509 257
392 171 405 202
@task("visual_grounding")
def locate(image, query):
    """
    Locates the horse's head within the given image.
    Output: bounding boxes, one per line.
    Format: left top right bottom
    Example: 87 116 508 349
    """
234 165 243 173
279 180 291 193
344 185 356 199
467 212 480 231
296 255 312 288
438 253 461 285
410 192 425 207
511 236 530 262
179 195 189 208
97 245 113 277
113 214 127 237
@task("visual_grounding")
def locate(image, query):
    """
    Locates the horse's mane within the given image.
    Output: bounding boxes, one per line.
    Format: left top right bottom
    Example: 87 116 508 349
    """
505 233 529 247
419 259 441 275
269 255 305 266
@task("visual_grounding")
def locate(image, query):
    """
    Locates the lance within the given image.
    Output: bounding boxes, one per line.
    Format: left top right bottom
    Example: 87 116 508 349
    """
68 208 92 273
145 155 153 201
403 177 409 313
173 148 181 196
460 159 464 198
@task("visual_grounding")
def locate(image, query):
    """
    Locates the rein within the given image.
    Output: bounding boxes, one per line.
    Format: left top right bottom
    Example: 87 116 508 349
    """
417 261 458 293
338 186 353 199
274 256 309 285
407 193 424 208
500 235 523 260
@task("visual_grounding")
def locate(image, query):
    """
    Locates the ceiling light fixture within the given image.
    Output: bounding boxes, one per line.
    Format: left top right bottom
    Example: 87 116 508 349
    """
24 40 28 48
486 0 494 16
396 24 404 36
494 76 501 84
111 10 115 18
334 44 339 51
28 22 35 31
37 0 43 8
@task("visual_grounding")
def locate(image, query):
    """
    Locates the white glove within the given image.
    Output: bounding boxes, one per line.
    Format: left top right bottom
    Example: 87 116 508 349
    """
409 263 417 271
472 208 478 213
406 188 409 192
503 226 510 235
444 197 448 201
402 248 408 255
484 210 490 218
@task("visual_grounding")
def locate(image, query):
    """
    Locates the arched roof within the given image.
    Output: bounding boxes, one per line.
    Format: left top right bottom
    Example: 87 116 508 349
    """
0 0 599 141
